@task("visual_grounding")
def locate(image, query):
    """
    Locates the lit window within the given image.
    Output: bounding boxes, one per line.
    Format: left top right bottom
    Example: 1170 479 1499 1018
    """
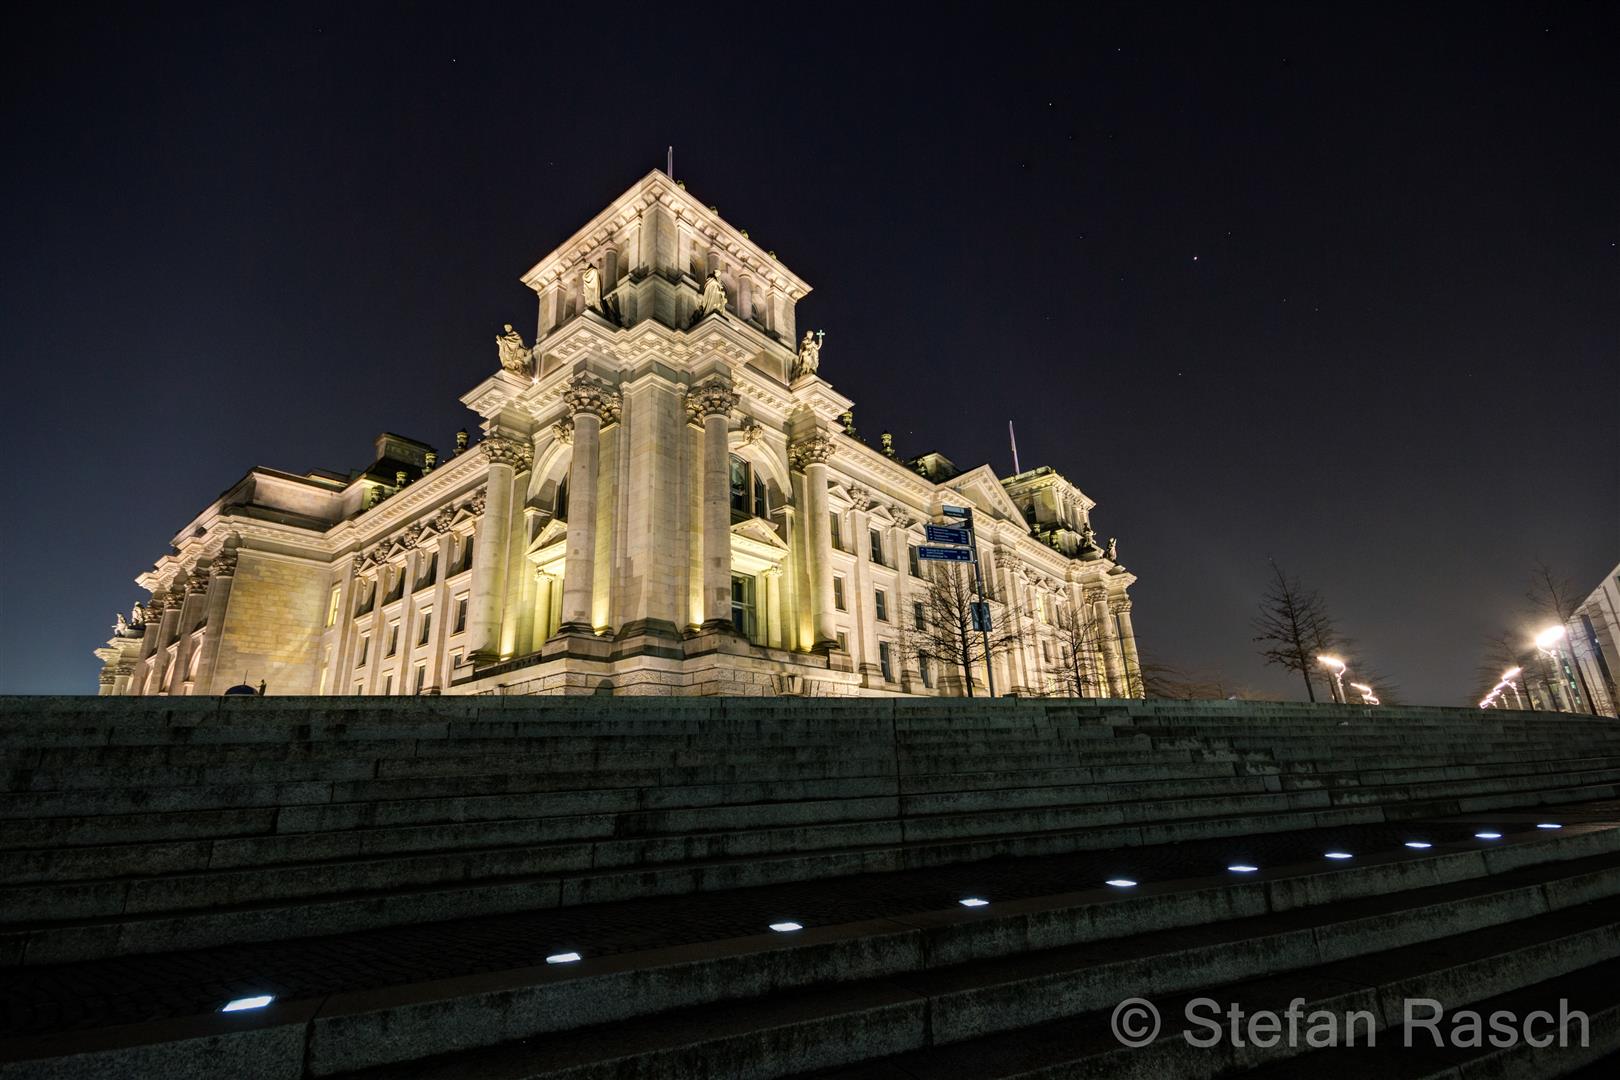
729 455 770 521
730 574 757 640
325 585 341 628
834 576 846 611
874 589 888 622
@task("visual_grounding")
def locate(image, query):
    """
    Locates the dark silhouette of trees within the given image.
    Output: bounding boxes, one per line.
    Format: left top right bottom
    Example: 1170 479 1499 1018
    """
1252 560 1339 702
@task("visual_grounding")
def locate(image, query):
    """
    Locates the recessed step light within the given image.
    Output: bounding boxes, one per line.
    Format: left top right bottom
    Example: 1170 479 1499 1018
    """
220 995 274 1012
1474 832 1502 840
546 952 582 964
1324 852 1353 860
959 897 990 908
1227 864 1259 873
1404 841 1432 849
769 922 803 932
1105 878 1137 888
1537 823 1562 830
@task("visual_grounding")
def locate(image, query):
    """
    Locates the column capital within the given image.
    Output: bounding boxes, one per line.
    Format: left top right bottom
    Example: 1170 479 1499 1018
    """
159 590 186 613
1110 596 1133 615
211 543 239 577
1082 584 1108 605
563 373 622 423
184 570 210 595
789 431 837 470
481 434 534 471
683 378 739 423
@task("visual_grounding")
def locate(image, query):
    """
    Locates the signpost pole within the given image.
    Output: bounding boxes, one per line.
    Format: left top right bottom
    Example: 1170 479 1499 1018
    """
964 508 997 698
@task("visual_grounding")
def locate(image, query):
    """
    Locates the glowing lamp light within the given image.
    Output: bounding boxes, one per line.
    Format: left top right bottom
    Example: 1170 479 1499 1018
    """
769 922 804 932
1537 823 1562 830
1105 878 1138 888
1404 841 1432 849
1316 655 1346 672
221 995 275 1012
1534 626 1567 649
959 897 990 908
1227 864 1259 873
1503 667 1522 680
1474 832 1502 840
1324 851 1353 860
545 952 582 965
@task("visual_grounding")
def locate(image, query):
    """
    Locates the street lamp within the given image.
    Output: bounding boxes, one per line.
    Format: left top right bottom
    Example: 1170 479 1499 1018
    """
1534 626 1582 713
1350 681 1379 706
1317 654 1347 704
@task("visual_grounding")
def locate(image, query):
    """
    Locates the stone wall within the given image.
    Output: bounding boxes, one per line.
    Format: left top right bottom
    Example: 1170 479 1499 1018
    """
208 550 327 693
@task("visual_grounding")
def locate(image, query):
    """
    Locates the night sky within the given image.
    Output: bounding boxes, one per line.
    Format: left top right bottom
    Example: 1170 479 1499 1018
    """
3 4 1615 702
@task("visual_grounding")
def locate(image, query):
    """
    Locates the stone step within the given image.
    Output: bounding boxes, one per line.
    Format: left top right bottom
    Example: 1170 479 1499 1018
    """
306 846 1620 1078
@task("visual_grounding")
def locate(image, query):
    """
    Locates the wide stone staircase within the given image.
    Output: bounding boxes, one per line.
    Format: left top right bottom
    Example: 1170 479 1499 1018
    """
2 695 1619 1078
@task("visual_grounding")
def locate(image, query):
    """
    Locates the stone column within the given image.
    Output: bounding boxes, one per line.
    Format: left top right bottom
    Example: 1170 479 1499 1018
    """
191 537 238 693
513 510 539 654
534 570 557 643
148 589 184 695
166 571 210 694
1113 597 1142 698
467 435 532 660
559 374 621 632
1088 585 1126 696
791 432 838 650
331 551 362 688
763 566 784 648
889 512 914 681
846 489 878 678
425 529 454 688
131 607 162 696
685 378 740 631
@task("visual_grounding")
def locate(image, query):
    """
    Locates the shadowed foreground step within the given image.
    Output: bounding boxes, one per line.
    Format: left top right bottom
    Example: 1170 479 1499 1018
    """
1 696 1618 1078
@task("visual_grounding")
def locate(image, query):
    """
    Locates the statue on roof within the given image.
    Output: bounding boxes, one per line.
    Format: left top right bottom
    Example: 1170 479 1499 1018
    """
1106 537 1118 561
113 613 129 636
582 265 602 313
793 329 822 380
496 324 531 375
130 601 148 628
697 271 727 319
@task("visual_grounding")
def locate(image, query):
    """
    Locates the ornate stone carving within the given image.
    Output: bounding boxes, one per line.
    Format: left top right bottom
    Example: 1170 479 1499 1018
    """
351 552 368 574
185 571 210 594
130 601 148 627
889 505 915 528
739 417 765 445
562 373 622 423
432 506 456 533
792 329 822 379
99 670 117 685
160 590 186 612
468 487 488 515
551 417 574 445
482 435 534 471
582 265 602 312
847 484 874 512
1082 585 1108 605
695 271 726 320
496 323 531 375
113 613 130 636
683 379 739 423
789 432 837 470
1110 597 1132 615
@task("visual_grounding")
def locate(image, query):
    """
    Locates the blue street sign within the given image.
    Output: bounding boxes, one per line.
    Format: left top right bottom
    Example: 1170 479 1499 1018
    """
918 545 973 563
971 602 992 632
925 524 971 545
941 504 972 519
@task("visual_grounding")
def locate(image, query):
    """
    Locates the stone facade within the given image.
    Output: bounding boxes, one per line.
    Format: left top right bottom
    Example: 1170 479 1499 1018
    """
96 171 1141 698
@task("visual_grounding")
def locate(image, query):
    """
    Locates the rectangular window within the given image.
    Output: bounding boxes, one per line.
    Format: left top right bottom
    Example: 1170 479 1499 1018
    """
414 663 426 694
869 528 885 566
730 456 750 517
908 546 921 577
325 585 341 628
913 601 926 631
416 553 437 591
383 672 394 695
457 537 474 574
830 512 842 551
919 656 932 688
450 650 462 672
454 596 468 633
354 681 365 695
874 589 888 622
730 573 757 640
833 576 846 611
836 631 848 653
417 610 432 646
386 622 399 658
356 634 369 668
879 642 894 682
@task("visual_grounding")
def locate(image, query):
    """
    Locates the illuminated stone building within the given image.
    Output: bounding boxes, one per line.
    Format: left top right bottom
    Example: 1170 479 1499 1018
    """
96 171 1140 698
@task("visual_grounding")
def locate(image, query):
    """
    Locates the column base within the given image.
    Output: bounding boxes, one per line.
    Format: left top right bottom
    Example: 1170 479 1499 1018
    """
698 618 738 635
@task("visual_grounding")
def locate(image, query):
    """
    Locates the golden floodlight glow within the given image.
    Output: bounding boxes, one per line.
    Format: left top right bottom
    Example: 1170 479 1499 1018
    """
1503 666 1522 680
1316 655 1345 671
1534 626 1566 649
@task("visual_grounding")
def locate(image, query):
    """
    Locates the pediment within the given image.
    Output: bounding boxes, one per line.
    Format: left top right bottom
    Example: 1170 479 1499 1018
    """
731 517 789 551
947 465 1028 525
528 517 568 554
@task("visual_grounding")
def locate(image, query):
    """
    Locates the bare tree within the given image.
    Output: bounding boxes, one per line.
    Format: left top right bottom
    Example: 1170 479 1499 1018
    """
1048 602 1110 697
1473 631 1525 707
1252 559 1339 702
899 563 1021 696
1523 558 1599 713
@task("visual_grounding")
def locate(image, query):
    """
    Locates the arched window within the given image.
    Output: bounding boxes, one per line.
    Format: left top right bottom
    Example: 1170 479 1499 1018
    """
729 455 768 522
